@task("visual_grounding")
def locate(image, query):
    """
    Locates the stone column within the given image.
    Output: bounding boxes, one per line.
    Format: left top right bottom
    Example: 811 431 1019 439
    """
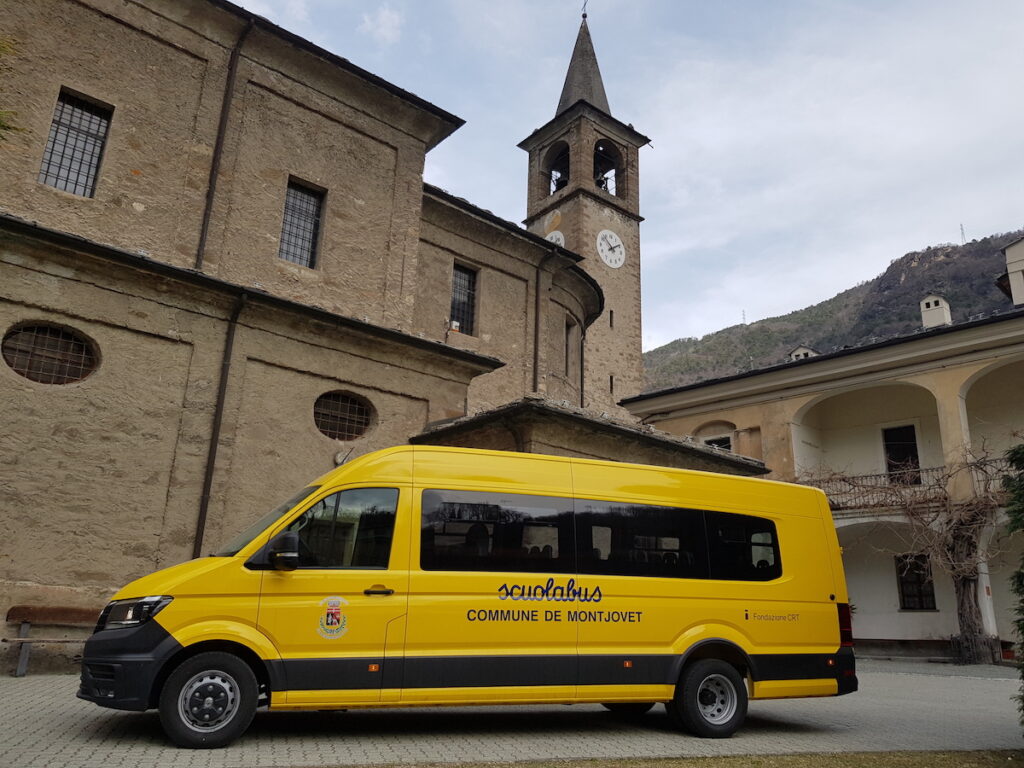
976 524 1001 639
911 371 974 501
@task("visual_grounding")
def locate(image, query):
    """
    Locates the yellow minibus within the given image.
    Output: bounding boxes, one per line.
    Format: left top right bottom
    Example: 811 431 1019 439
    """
79 446 857 748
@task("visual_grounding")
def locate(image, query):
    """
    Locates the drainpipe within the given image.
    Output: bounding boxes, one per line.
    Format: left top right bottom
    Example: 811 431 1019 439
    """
194 18 254 271
579 328 586 408
193 293 247 558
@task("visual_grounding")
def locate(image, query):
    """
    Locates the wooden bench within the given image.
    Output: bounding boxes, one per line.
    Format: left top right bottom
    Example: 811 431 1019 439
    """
3 605 101 677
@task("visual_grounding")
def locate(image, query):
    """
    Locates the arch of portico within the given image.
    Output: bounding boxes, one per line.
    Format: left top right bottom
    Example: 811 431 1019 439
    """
790 382 941 482
962 356 1024 458
835 520 959 644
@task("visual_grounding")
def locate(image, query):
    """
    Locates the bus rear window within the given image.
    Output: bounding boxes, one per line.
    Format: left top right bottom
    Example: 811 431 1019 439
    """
576 501 781 582
706 511 781 581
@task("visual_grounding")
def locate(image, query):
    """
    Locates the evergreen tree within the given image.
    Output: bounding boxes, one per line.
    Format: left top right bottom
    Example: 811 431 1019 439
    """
1003 443 1024 728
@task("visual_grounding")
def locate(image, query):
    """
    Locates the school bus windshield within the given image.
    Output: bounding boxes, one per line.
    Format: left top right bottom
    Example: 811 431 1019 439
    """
212 486 320 556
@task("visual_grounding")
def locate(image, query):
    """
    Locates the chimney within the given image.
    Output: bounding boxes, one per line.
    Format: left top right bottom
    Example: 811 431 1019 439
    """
920 294 952 329
788 345 819 362
1004 238 1024 307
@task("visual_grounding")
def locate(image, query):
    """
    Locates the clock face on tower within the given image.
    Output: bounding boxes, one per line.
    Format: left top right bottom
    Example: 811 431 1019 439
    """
545 230 565 247
596 229 625 268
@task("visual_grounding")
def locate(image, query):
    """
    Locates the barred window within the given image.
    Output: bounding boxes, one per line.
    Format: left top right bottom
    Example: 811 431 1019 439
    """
313 391 373 441
38 91 113 197
279 180 324 268
2 323 98 384
450 264 477 335
895 554 936 610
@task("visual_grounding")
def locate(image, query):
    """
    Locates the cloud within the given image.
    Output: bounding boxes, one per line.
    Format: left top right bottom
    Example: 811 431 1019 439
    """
635 1 1024 347
359 4 404 46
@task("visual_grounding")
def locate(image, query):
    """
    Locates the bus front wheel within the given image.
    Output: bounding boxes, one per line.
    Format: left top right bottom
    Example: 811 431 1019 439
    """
158 651 258 748
667 659 747 738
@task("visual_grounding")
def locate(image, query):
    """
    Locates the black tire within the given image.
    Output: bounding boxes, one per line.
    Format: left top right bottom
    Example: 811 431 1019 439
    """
666 659 747 738
158 651 258 749
601 702 655 716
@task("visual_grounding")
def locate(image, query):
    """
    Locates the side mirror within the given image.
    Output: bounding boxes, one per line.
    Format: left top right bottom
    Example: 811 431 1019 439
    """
269 531 299 572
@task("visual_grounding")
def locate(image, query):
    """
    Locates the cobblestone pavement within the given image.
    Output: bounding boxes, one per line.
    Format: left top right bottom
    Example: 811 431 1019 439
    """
1 660 1019 768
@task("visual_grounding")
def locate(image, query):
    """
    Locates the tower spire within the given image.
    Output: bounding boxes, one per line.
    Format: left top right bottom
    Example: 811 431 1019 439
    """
556 15 610 116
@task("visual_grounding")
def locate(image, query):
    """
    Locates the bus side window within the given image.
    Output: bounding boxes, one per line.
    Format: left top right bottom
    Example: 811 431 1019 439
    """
576 501 710 580
419 489 574 574
705 511 781 581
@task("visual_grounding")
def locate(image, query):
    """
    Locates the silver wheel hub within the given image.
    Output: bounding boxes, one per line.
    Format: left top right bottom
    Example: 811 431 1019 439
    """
178 670 238 732
696 673 737 725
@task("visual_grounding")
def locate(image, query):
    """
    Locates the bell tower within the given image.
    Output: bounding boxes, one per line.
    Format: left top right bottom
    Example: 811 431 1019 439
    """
519 13 649 415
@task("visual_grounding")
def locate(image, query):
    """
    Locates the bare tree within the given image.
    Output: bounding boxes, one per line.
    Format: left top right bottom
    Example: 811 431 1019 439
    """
809 450 1008 664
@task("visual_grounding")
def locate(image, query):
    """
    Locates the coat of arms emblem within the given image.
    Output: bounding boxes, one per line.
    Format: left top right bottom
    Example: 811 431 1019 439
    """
317 596 349 639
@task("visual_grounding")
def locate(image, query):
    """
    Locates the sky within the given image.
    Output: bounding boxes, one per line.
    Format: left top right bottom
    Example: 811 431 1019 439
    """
237 0 1024 350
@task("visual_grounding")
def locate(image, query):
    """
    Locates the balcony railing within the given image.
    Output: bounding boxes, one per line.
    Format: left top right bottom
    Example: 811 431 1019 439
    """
800 458 1017 512
970 456 1013 500
798 466 947 511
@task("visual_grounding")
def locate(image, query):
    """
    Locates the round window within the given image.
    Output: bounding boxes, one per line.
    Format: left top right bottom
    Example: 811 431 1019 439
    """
2 323 98 384
313 391 374 440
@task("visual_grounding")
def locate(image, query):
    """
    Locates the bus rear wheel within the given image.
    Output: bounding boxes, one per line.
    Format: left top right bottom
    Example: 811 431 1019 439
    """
667 659 747 738
158 651 257 749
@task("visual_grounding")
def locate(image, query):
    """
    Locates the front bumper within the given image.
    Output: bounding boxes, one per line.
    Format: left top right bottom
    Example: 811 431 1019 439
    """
77 620 182 711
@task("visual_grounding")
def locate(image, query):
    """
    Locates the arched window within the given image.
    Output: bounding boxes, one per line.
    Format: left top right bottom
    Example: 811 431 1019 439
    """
593 139 622 196
2 322 98 384
695 420 737 452
543 141 570 196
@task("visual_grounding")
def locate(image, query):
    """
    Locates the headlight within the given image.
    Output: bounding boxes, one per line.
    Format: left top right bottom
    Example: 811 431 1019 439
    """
97 596 172 631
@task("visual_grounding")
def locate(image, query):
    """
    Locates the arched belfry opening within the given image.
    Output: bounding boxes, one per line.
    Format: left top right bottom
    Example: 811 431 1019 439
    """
593 138 622 196
544 141 570 196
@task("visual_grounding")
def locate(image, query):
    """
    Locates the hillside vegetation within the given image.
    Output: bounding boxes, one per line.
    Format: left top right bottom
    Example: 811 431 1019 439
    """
643 229 1023 393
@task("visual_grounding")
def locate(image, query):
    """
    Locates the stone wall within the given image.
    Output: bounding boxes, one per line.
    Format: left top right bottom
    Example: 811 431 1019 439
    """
416 192 599 413
0 226 492 670
0 0 455 327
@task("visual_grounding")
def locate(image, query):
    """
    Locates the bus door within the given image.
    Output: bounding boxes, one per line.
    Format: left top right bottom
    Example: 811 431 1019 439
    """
257 486 410 706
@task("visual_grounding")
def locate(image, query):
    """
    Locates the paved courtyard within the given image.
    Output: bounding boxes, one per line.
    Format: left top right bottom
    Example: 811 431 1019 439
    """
0 660 1020 768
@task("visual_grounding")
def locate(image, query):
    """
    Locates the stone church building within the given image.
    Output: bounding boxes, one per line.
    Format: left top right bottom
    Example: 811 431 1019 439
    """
0 0 762 647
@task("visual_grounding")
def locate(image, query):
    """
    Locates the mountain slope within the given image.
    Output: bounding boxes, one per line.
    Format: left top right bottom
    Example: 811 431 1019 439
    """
643 229 1023 392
